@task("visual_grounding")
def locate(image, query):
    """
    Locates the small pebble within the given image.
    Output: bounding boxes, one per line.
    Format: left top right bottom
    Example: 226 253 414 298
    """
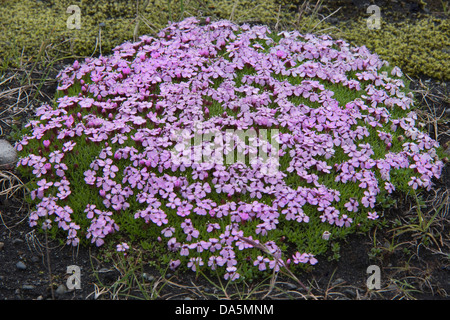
284 282 298 290
0 139 17 169
22 284 35 290
142 273 154 282
0 242 4 251
16 261 27 270
55 284 68 296
12 238 24 245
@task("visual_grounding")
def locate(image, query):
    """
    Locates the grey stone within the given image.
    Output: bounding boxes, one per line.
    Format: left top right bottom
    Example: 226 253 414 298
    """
16 261 26 270
142 273 154 282
22 284 35 290
0 139 17 169
55 284 68 296
12 238 24 245
284 282 298 290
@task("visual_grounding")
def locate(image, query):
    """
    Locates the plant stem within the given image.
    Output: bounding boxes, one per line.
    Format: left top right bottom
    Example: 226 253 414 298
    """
44 222 55 300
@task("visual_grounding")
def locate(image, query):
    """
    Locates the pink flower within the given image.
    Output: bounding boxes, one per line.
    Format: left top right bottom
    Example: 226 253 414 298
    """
167 237 181 252
322 231 331 240
49 151 64 163
292 252 318 265
276 49 287 59
161 227 175 237
177 201 193 217
116 242 129 253
384 182 395 194
253 256 270 271
344 198 359 213
122 66 131 75
208 256 219 270
180 244 190 256
187 257 203 272
336 214 353 227
169 259 181 270
367 211 379 220
224 266 240 281
408 176 421 190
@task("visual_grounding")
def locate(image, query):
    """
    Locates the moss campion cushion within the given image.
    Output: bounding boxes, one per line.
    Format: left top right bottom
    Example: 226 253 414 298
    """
15 17 444 280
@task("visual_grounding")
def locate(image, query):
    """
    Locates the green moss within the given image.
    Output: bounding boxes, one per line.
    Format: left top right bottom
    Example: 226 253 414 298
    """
334 17 450 81
0 0 324 67
1 0 448 82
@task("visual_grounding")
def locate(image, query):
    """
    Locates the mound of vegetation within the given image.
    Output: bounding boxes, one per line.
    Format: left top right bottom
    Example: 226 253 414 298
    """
15 17 444 280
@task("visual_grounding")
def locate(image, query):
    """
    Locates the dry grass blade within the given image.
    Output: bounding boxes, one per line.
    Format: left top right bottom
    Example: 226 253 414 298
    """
0 170 25 199
309 6 340 33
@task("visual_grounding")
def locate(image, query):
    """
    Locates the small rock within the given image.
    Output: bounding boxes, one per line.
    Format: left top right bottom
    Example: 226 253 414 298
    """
22 284 35 290
0 242 4 251
12 238 24 245
142 273 154 282
0 139 17 169
55 284 68 296
284 282 298 290
16 261 27 270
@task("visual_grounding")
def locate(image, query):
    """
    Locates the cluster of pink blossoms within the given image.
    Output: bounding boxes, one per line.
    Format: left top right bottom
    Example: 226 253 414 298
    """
16 17 443 280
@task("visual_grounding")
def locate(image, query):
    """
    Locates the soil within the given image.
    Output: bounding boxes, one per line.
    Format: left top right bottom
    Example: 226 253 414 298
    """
0 0 449 301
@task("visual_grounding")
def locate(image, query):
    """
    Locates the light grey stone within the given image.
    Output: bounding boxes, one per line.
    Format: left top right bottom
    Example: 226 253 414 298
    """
0 139 17 169
22 284 35 290
55 284 68 296
16 261 26 270
142 273 154 282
